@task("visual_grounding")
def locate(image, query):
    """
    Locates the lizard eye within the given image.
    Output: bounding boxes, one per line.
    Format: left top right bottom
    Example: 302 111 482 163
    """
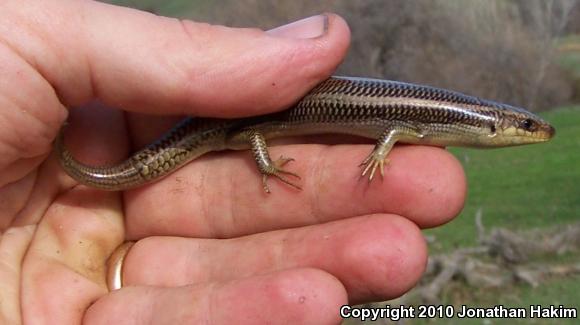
490 124 496 133
521 118 535 131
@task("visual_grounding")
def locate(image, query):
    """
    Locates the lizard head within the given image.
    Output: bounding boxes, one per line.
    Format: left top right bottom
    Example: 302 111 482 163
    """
485 103 555 146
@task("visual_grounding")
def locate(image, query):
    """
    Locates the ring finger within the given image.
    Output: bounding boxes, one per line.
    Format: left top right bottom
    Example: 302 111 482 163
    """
121 213 427 304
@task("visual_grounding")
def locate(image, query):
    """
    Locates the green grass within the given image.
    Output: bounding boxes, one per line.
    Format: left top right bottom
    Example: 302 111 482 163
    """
104 0 207 17
425 106 580 251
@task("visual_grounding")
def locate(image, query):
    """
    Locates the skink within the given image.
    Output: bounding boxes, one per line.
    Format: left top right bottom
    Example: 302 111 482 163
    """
56 76 555 192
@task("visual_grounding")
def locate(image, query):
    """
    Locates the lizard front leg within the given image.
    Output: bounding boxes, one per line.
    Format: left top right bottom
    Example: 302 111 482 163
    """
360 123 424 181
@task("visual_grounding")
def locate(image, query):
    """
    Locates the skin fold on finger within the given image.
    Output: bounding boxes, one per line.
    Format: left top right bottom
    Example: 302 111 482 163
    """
123 214 427 304
0 171 37 230
1 1 350 117
0 225 35 325
20 188 125 324
84 268 347 325
0 29 67 199
124 144 466 239
0 38 67 167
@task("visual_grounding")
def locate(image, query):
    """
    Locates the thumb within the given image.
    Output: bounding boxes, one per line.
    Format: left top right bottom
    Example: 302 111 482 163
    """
4 0 350 117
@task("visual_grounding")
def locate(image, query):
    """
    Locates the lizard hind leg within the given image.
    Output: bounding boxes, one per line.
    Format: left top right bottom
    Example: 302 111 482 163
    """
246 129 302 193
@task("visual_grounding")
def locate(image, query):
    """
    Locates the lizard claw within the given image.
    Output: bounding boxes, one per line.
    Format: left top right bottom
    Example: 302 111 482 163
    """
261 155 302 193
360 151 389 182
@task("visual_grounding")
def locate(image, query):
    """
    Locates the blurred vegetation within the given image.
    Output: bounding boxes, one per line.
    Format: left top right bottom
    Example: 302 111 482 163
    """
414 271 580 325
558 34 580 102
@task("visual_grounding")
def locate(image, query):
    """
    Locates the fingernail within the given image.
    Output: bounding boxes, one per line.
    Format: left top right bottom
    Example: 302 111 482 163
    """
267 14 329 39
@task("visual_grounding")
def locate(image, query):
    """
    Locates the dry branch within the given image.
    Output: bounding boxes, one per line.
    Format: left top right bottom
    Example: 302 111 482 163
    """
388 219 580 306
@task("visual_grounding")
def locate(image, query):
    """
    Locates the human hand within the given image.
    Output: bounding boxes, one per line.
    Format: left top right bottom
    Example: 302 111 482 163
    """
0 1 466 324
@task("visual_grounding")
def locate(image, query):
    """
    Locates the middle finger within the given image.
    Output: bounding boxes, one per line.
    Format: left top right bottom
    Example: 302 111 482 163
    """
124 144 466 239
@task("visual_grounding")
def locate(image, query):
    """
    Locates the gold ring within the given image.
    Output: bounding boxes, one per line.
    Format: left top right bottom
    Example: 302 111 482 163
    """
106 241 135 291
